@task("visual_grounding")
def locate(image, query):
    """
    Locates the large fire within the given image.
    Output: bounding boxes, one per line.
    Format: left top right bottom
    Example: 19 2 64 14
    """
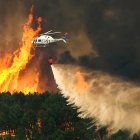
0 8 42 94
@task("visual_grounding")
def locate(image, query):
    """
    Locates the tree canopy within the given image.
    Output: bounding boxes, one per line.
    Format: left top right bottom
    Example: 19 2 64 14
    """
0 92 139 140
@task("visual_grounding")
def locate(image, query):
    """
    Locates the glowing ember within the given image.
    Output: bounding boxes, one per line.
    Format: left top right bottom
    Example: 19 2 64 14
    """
0 8 42 94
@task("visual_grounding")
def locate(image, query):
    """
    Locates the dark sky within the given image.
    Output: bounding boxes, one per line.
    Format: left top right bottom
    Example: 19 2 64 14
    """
1 0 140 87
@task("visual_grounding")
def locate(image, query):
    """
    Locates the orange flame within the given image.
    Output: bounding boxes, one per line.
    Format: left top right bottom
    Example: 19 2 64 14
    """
75 71 88 94
0 8 42 94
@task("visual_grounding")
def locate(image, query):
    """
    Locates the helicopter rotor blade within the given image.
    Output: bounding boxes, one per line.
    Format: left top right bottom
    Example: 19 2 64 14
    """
39 31 61 35
46 32 61 34
39 30 53 35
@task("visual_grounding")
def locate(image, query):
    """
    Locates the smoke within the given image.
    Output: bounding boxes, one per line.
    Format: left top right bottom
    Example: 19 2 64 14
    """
83 0 140 81
52 64 140 133
0 0 27 53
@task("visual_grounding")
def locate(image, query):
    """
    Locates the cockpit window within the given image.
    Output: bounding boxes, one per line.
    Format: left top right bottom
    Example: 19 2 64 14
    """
38 39 41 42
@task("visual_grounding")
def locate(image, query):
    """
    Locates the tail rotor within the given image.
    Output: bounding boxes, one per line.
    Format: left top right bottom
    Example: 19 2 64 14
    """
63 32 69 43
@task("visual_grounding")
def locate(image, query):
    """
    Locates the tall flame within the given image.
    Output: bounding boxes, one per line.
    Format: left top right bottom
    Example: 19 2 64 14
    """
0 7 42 94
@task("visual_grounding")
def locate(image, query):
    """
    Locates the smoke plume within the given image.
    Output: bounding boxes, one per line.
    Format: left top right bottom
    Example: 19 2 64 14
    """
52 64 140 133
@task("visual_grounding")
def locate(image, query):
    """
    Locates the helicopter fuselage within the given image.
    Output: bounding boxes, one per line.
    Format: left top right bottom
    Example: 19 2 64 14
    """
32 35 66 47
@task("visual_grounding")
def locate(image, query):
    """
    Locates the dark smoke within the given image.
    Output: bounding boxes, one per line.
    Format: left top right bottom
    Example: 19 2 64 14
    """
30 0 140 82
83 0 140 81
0 0 26 53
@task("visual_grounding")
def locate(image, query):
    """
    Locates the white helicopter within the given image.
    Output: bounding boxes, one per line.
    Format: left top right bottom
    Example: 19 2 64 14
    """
32 30 68 47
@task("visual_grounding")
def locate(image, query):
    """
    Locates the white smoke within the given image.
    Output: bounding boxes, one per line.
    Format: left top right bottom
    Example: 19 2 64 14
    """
51 64 140 134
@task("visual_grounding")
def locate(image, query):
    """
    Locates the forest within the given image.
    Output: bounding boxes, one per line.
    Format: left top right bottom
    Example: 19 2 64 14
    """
0 92 139 140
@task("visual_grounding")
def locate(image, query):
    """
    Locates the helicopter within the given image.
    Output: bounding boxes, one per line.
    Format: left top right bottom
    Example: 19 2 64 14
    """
32 30 68 47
